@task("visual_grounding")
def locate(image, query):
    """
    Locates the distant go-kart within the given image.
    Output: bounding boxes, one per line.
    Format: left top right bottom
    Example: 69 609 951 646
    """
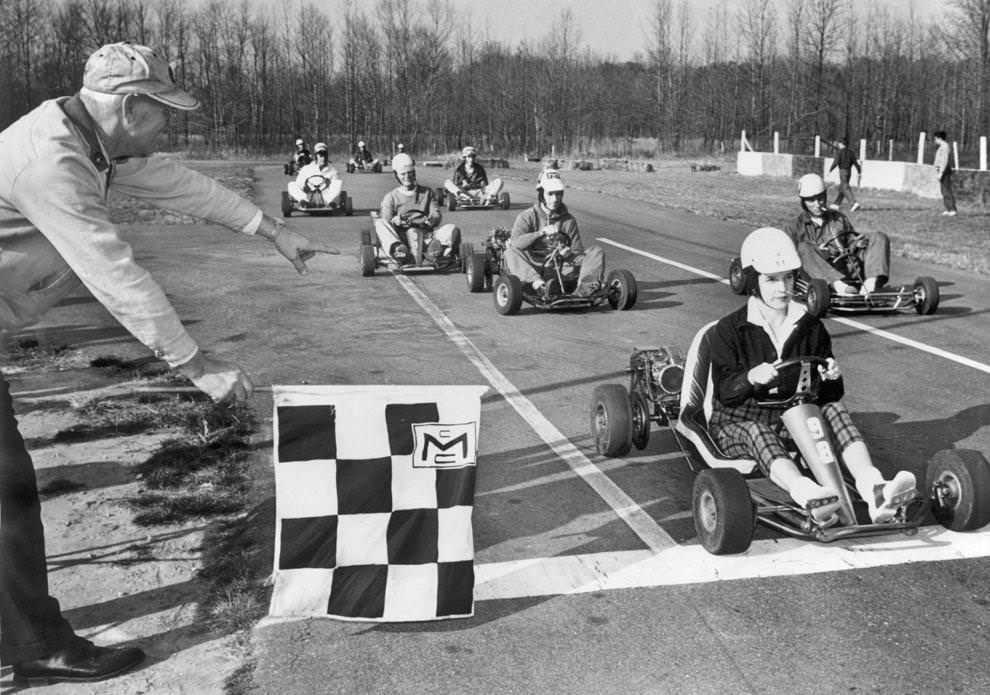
359 211 462 276
281 174 352 217
347 157 383 174
436 186 510 212
589 323 990 555
465 228 637 315
727 232 939 317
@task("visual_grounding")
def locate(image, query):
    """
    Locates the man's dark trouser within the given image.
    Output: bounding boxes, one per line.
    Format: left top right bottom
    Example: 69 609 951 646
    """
1 370 76 664
834 168 857 207
941 171 957 212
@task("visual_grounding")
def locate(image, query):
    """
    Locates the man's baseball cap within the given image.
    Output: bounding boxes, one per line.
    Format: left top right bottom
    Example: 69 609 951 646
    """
83 42 199 111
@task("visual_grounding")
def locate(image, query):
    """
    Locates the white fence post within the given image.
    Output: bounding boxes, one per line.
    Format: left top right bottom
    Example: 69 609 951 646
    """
889 139 894 161
773 131 779 154
740 130 746 152
814 135 820 158
953 141 959 171
981 136 987 170
858 138 866 162
917 132 926 164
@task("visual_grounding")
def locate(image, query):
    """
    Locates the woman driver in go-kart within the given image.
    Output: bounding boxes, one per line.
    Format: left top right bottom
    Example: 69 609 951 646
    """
708 227 917 526
378 153 461 266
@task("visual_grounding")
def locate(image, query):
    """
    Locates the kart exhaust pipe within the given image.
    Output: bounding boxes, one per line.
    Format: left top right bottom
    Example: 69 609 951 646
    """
781 403 858 526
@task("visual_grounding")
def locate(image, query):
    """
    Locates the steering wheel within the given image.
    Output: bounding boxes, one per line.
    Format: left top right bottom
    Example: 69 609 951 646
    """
397 210 431 229
304 175 329 192
754 356 829 408
819 230 866 264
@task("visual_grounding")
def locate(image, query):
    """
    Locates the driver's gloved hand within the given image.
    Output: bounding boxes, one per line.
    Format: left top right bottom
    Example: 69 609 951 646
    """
818 357 841 380
746 362 778 386
391 215 404 227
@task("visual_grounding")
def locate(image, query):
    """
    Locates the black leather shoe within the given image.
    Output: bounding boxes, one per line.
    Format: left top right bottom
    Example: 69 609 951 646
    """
13 640 145 685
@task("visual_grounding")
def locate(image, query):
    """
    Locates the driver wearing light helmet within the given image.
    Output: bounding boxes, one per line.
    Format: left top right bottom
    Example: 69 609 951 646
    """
380 153 461 265
443 145 503 203
708 227 916 526
292 138 312 167
351 140 379 169
288 142 342 205
784 173 890 296
505 169 604 297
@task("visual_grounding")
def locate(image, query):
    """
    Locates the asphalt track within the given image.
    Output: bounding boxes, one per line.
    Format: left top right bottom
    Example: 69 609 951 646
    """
116 164 990 693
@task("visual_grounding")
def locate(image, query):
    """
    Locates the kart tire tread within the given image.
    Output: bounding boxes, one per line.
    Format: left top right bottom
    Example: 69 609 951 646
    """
693 468 755 555
630 391 651 451
590 384 632 457
493 274 523 315
805 278 831 318
914 276 939 315
359 243 377 277
607 269 638 310
728 257 746 295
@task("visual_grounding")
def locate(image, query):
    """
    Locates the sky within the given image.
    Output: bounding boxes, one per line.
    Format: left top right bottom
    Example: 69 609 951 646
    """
259 0 948 62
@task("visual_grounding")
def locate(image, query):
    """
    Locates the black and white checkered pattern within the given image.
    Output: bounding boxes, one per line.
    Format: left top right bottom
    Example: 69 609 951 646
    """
269 386 485 621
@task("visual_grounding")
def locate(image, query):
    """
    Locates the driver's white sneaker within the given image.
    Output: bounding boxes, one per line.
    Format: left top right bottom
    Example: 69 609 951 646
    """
789 477 840 526
869 471 917 523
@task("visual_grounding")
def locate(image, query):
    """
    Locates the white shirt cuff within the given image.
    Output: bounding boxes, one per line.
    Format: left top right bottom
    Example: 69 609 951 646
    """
242 209 263 235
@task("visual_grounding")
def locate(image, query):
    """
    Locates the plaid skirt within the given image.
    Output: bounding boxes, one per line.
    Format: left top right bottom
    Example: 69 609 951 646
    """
710 399 864 475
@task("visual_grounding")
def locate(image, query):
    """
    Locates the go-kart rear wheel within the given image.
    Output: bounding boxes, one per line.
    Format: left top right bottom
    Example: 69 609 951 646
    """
926 449 990 531
493 275 523 315
467 254 487 293
693 468 755 555
590 384 632 457
913 276 939 315
499 192 511 210
728 257 746 295
359 228 373 246
629 391 651 451
344 192 354 216
805 278 831 318
606 269 637 310
346 163 355 174
448 194 457 211
359 244 377 277
281 191 293 218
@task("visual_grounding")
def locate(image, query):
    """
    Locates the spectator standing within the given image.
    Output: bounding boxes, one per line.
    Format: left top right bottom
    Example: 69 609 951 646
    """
828 139 862 212
933 130 957 216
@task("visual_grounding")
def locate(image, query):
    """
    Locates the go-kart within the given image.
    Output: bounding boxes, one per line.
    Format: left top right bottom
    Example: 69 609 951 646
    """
436 186 510 212
728 231 939 318
359 211 462 277
589 322 990 554
347 156 383 174
281 174 352 217
488 234 637 315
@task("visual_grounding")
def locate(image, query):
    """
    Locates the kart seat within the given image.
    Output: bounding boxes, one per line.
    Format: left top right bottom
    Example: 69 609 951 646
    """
673 321 759 475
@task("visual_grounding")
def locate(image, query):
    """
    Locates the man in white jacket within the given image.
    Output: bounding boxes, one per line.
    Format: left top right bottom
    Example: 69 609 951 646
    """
0 42 333 685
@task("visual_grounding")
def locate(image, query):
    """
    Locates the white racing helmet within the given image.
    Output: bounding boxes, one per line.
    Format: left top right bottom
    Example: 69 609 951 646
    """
392 152 415 174
798 173 826 198
538 168 565 193
314 142 328 154
461 146 477 158
740 227 801 274
295 138 304 146
358 140 366 148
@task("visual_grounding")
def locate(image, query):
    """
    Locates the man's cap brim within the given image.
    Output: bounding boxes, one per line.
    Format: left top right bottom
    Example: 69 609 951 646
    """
147 89 200 111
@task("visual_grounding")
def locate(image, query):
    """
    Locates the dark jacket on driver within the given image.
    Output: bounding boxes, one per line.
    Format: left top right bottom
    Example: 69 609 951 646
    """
710 299 844 418
453 162 488 190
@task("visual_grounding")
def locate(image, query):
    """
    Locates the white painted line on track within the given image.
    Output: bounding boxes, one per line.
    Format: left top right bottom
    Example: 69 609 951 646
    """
599 237 990 375
475 526 990 600
392 273 677 552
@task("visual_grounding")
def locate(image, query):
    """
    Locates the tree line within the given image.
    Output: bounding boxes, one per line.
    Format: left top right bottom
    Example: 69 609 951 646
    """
0 0 987 162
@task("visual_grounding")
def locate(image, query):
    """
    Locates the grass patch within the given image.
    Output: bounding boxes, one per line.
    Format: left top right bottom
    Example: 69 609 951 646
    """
129 489 247 526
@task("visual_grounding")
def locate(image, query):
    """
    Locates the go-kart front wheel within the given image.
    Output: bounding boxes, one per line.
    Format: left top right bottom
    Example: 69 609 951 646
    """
498 192 511 210
926 449 990 531
805 278 831 318
344 192 354 216
693 468 755 555
728 257 746 295
467 254 488 293
630 391 651 450
590 384 632 457
913 276 939 315
281 191 293 218
493 275 523 315
606 269 637 310
359 244 377 277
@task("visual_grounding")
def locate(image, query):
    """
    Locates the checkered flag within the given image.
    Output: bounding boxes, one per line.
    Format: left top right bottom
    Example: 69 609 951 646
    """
268 385 487 622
